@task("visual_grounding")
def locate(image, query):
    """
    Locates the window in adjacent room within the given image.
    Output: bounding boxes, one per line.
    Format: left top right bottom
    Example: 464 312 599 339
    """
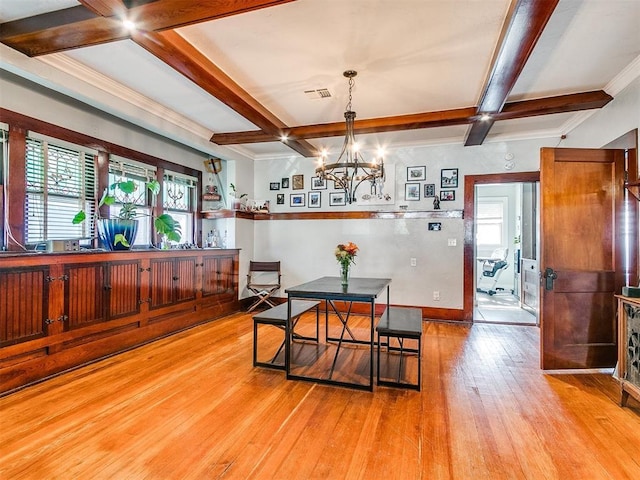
476 197 508 248
24 136 96 246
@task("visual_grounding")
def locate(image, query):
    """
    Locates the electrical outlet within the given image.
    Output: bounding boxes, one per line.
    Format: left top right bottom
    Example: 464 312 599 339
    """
410 257 417 267
433 291 440 301
447 238 457 247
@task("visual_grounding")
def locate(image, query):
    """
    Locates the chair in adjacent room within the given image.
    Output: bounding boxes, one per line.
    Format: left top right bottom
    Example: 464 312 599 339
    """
247 261 281 312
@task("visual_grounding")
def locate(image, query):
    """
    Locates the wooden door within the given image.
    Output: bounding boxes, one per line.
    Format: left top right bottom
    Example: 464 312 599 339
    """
65 262 107 330
202 255 236 297
174 257 197 303
540 147 632 369
149 258 174 309
108 260 141 319
0 266 49 346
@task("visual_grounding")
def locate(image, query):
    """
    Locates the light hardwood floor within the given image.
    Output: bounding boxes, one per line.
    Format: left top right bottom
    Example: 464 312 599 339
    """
1 312 639 479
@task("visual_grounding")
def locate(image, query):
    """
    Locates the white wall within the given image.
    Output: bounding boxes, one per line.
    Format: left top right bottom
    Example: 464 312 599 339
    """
563 76 640 148
248 138 550 309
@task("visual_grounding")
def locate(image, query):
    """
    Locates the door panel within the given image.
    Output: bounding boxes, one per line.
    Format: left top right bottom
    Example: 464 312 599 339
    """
540 147 628 369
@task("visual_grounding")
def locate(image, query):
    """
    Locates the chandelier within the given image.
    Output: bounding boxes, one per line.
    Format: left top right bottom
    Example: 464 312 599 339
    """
315 70 385 204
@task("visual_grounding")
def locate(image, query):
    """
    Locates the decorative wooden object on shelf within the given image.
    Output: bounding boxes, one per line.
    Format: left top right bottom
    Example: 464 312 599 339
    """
0 248 240 395
615 295 640 407
203 193 222 201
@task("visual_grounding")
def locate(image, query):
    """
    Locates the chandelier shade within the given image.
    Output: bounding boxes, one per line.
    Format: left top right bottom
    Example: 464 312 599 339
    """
315 70 385 204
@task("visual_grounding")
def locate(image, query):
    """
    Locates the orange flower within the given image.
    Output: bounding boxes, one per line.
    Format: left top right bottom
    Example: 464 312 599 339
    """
335 242 359 267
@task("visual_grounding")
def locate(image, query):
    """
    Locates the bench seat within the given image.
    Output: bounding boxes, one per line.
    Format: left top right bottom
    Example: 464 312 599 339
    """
376 306 422 390
253 300 320 370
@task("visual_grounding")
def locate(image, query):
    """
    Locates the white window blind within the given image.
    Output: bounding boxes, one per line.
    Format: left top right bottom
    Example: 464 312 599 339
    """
25 138 96 244
476 198 507 247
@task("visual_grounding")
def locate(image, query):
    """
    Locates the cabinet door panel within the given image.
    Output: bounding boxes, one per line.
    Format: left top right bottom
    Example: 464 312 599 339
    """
65 263 106 330
108 260 141 319
0 267 49 346
202 256 235 296
150 258 175 309
175 258 197 303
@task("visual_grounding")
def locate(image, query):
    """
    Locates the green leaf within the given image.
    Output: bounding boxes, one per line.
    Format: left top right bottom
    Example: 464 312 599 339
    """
115 180 137 195
154 214 182 242
113 233 130 247
146 180 160 196
72 211 86 224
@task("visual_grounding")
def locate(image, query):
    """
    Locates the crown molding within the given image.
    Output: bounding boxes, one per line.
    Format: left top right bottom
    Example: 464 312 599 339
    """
605 53 640 97
39 53 213 139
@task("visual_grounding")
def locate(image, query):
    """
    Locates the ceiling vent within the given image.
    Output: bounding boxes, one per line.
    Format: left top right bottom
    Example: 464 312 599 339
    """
304 88 332 100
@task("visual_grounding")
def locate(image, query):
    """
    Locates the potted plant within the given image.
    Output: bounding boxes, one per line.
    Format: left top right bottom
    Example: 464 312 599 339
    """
73 179 181 250
229 183 248 210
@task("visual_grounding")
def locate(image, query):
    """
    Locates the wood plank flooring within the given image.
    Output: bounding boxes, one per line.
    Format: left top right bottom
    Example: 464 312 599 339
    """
1 312 640 479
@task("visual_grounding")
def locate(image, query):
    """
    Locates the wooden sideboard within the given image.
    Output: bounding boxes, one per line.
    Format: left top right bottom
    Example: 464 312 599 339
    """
615 295 640 407
0 248 239 395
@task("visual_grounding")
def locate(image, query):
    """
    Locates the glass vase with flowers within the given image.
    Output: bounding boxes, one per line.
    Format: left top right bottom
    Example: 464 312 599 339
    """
335 242 359 286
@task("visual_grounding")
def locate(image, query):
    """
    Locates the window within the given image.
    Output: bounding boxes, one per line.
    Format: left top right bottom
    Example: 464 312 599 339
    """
476 198 508 247
108 157 156 247
163 171 197 245
24 137 96 245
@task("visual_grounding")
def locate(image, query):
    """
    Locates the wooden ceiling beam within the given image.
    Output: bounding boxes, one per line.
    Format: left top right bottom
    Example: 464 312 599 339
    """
0 0 296 57
212 90 611 145
211 107 476 145
464 0 560 146
134 30 316 157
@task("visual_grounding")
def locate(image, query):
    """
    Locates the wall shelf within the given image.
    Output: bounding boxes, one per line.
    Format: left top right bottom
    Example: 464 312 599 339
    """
200 209 463 221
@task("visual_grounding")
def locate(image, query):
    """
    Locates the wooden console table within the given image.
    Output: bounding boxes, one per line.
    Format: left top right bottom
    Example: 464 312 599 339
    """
615 295 640 407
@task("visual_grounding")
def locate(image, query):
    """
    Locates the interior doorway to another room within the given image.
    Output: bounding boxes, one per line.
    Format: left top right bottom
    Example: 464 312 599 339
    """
473 180 539 325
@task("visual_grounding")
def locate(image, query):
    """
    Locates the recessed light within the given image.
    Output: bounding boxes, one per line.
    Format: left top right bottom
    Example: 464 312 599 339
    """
123 19 136 31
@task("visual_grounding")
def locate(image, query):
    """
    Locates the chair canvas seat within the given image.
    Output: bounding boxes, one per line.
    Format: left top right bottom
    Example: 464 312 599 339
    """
247 261 281 312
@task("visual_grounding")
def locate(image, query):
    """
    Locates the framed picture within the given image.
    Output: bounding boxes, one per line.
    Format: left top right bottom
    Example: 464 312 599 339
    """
290 193 305 207
308 191 321 208
329 192 346 206
276 193 285 205
424 183 435 197
407 166 426 181
405 182 421 201
281 177 290 189
441 168 458 188
269 182 280 191
292 174 304 190
311 176 327 190
428 222 442 231
440 190 455 201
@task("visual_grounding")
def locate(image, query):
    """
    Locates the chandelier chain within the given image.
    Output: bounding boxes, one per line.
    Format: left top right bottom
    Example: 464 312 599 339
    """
346 76 354 112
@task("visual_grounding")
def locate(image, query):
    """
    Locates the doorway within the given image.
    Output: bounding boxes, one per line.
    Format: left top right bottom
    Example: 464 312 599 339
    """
473 182 538 325
462 171 540 323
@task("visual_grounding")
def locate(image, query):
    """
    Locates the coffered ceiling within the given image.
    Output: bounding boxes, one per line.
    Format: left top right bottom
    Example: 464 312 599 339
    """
0 0 639 161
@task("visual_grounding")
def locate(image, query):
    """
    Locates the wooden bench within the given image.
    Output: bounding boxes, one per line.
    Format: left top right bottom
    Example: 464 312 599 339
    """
376 307 423 390
252 300 320 370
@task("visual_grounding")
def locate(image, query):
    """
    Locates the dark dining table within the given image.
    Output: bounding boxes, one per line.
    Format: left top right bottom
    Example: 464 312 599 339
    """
285 276 391 391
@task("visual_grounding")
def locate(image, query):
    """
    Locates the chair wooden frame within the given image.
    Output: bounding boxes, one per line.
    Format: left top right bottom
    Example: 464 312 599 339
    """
247 261 281 312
